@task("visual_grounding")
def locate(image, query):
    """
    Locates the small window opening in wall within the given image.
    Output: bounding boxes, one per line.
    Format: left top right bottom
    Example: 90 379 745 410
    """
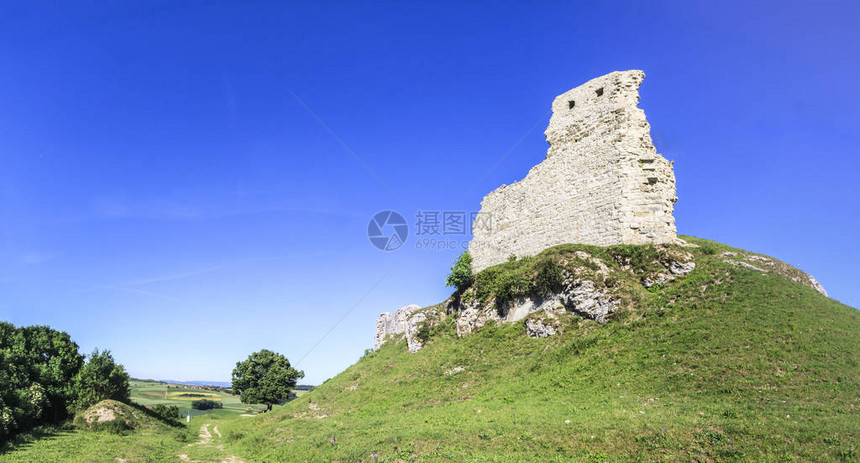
568 100 575 109
595 87 604 97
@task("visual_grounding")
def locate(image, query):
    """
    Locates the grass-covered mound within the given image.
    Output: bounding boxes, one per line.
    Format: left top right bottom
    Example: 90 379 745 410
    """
218 237 859 462
2 400 192 462
75 400 180 433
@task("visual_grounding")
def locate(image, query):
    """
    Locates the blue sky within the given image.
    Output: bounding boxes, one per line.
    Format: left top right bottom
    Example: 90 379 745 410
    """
1 1 858 384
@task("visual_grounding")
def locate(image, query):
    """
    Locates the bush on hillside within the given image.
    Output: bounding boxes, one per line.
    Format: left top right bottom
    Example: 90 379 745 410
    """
73 349 131 410
607 245 662 274
148 404 182 425
535 258 565 295
191 399 222 410
446 250 473 291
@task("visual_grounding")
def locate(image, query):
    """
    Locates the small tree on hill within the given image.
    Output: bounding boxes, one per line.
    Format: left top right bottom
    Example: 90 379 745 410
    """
446 250 473 291
74 349 131 409
231 350 303 412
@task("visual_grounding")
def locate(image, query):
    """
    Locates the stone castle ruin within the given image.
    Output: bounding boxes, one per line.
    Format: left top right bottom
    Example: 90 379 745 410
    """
373 71 830 353
469 70 678 271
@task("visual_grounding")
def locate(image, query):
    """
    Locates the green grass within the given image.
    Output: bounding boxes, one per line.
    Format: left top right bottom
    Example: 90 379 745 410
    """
3 237 858 462
0 382 280 461
0 409 260 463
214 237 859 462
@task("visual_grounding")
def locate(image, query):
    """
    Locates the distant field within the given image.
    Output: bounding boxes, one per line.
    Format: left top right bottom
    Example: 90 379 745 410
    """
129 379 307 416
129 379 257 415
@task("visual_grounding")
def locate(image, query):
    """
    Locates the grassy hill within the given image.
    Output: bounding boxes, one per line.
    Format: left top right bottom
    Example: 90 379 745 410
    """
2 237 857 462
216 237 858 462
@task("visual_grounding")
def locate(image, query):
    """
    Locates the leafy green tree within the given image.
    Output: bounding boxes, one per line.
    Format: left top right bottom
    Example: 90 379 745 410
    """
0 323 84 443
18 325 85 420
74 349 131 409
231 350 303 412
446 250 474 291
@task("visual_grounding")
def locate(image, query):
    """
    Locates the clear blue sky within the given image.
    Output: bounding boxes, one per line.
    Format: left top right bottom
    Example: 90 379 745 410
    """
2 1 858 384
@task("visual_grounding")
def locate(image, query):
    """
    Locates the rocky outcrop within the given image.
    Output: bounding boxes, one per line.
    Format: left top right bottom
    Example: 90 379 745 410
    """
445 246 697 340
719 251 828 297
446 277 617 338
470 70 678 272
808 275 828 297
525 316 558 338
373 304 439 353
374 304 419 351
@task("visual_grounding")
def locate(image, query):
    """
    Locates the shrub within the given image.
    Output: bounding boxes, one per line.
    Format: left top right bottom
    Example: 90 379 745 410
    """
227 429 246 442
535 258 564 295
148 404 181 425
191 399 222 410
415 321 432 344
73 349 131 410
608 245 661 273
474 261 532 304
173 428 193 442
87 419 131 435
445 251 473 291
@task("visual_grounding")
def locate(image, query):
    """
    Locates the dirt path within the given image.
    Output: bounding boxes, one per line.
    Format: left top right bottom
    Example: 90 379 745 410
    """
177 422 243 463
198 423 213 444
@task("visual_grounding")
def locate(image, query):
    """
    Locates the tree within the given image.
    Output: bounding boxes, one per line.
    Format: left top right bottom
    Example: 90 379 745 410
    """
74 349 131 409
0 323 84 443
446 250 474 291
231 350 303 412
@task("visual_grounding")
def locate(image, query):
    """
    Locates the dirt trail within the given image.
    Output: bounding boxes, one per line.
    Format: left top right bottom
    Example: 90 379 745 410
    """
198 424 213 444
177 422 244 463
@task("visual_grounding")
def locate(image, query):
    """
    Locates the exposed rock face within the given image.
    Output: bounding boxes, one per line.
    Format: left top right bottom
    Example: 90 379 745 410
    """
719 251 828 297
447 247 697 340
807 275 828 297
447 277 619 337
373 304 436 353
470 70 678 272
525 317 558 338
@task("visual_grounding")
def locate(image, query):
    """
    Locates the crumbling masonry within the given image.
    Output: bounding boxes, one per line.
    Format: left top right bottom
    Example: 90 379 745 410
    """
469 70 678 271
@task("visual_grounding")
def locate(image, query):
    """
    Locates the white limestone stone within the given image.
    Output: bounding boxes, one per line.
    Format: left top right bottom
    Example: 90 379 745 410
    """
373 304 437 353
373 304 421 351
470 70 678 272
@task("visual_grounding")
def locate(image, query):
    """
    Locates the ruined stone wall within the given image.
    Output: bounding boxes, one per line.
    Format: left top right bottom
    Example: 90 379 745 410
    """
469 70 678 272
373 304 423 352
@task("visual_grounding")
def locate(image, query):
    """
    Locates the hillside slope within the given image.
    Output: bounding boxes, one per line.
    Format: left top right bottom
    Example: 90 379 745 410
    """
217 237 858 462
